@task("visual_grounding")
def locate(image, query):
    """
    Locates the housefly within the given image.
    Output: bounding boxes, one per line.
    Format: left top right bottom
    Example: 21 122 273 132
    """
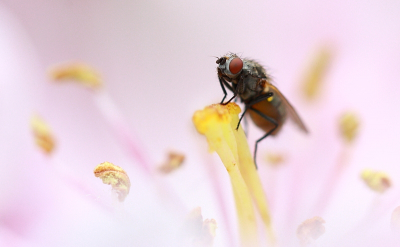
216 53 308 168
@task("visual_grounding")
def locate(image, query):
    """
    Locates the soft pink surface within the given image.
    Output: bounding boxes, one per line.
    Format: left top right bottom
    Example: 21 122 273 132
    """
1 0 400 246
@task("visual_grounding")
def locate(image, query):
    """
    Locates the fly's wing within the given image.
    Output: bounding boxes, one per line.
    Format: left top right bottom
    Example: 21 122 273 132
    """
268 84 309 133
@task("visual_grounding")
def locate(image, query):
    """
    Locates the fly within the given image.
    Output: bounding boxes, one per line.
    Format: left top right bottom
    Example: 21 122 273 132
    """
216 53 308 168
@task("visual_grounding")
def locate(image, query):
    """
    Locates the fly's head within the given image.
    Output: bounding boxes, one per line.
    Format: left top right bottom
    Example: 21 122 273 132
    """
216 54 243 79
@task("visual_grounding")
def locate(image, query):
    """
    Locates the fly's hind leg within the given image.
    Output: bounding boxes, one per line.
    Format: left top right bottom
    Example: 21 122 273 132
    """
249 107 278 169
243 113 248 137
236 106 248 130
235 92 273 130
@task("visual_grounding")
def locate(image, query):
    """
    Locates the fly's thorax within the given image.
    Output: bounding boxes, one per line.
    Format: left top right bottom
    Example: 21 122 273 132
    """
238 74 260 101
238 67 265 101
244 59 268 78
239 91 255 102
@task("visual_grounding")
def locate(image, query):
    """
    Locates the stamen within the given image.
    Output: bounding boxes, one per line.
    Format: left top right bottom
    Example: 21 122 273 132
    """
297 216 325 245
158 151 185 173
361 169 391 193
48 62 102 89
184 207 217 246
265 152 285 167
302 46 333 100
94 162 131 202
339 112 360 143
30 115 56 154
391 206 400 232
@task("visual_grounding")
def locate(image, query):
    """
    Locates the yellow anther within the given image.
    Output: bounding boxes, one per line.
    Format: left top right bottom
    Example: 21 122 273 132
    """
302 47 333 99
158 151 185 173
361 169 391 193
297 216 326 245
94 162 131 201
265 152 285 166
339 112 360 143
48 62 102 89
30 115 55 154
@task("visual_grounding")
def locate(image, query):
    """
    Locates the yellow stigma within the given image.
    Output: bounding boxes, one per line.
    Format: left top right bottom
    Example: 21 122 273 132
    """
48 62 102 89
94 162 131 202
193 103 275 246
193 103 240 153
361 169 391 193
30 115 56 154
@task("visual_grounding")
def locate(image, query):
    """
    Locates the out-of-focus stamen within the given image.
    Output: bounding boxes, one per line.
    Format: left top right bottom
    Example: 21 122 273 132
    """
94 162 131 202
30 115 56 154
391 206 400 232
313 112 360 215
297 216 325 246
48 62 102 89
361 169 391 193
184 207 217 247
339 112 360 143
302 46 333 100
158 151 185 173
265 152 285 167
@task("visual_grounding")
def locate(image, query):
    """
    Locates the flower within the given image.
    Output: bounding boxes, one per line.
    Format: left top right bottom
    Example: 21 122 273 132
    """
1 1 400 246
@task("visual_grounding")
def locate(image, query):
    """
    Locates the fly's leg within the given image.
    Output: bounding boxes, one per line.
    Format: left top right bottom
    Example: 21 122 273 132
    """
236 106 248 130
222 93 238 105
222 70 249 105
236 107 249 136
248 107 278 169
243 113 248 137
235 92 273 130
218 76 229 104
219 77 236 104
218 70 234 104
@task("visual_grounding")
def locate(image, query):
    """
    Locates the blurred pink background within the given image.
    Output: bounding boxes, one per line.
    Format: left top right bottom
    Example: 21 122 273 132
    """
1 0 400 246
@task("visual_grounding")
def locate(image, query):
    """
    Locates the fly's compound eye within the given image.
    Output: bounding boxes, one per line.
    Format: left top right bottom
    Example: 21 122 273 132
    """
229 57 243 74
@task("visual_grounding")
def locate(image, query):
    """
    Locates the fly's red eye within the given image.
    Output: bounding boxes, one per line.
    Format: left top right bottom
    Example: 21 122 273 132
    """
229 57 243 74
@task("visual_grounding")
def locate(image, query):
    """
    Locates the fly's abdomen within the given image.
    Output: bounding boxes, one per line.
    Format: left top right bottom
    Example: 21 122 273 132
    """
248 94 287 135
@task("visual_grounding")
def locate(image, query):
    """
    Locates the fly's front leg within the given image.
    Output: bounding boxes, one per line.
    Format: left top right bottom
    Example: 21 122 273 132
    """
218 76 229 104
221 81 238 105
223 70 250 105
218 69 235 104
249 107 278 169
